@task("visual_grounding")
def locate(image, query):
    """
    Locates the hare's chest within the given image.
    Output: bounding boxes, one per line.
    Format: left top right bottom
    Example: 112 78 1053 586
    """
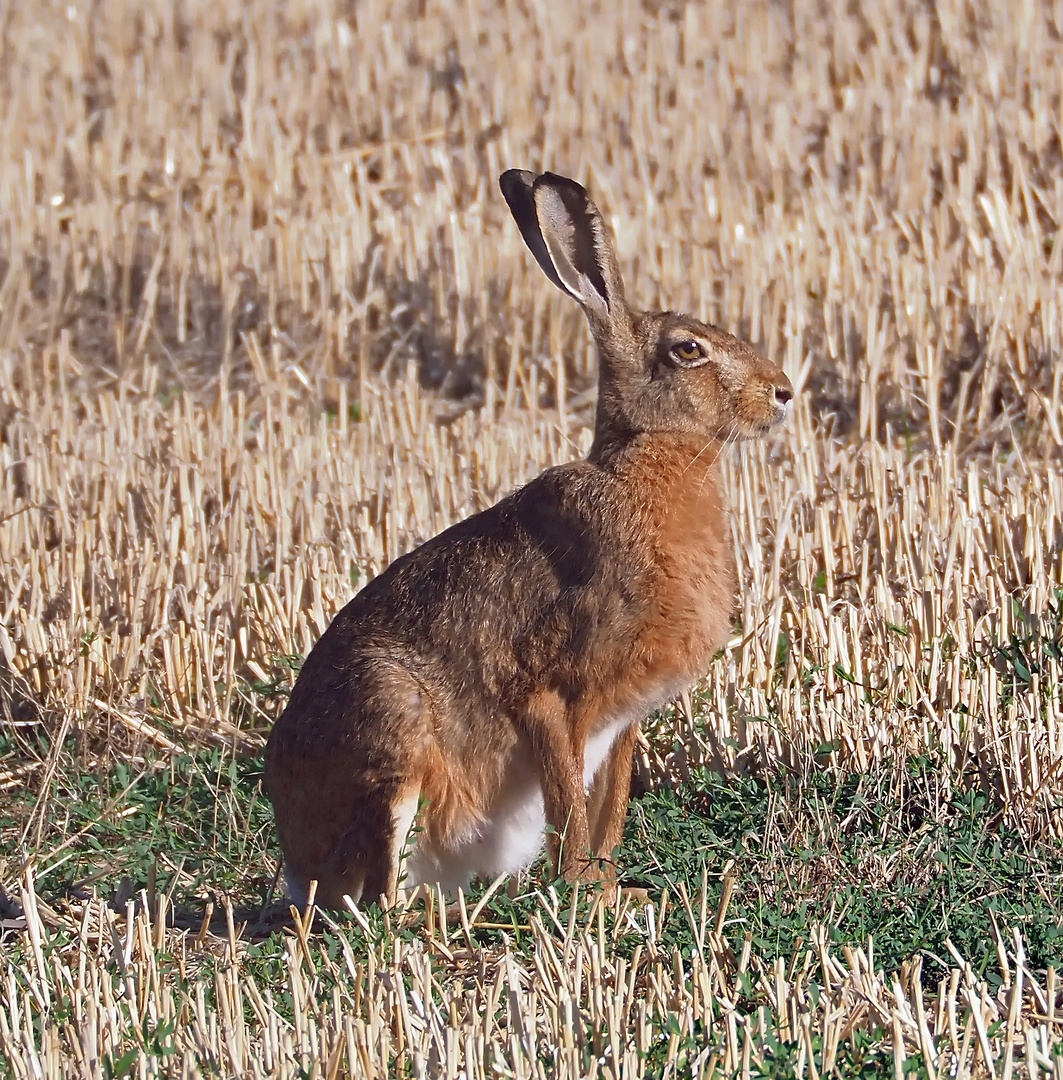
647 532 736 673
639 477 736 653
685 556 737 654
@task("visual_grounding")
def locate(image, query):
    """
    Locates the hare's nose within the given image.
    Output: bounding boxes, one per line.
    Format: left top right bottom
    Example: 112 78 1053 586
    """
774 384 793 405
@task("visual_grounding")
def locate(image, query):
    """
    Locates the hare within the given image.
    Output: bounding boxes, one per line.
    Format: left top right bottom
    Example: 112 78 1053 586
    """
264 169 793 910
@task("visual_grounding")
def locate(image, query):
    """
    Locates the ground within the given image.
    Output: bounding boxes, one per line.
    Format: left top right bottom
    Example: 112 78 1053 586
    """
1 0 1062 1075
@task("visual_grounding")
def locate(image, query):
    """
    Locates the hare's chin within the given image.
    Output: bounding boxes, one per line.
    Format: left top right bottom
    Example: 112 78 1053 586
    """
728 422 779 442
754 411 788 435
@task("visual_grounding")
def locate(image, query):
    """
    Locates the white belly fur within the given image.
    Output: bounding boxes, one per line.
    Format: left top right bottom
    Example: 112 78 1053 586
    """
405 775 546 891
404 705 658 893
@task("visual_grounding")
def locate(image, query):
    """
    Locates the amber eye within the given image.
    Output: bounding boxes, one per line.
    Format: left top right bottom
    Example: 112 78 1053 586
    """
670 340 704 364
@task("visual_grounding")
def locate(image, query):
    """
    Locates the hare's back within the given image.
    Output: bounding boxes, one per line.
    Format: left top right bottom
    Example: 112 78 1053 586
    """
279 462 648 731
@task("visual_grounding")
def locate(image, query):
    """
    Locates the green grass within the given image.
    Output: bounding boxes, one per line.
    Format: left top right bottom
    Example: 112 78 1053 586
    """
6 728 1061 988
2 741 277 911
617 760 1063 979
5 736 1060 1078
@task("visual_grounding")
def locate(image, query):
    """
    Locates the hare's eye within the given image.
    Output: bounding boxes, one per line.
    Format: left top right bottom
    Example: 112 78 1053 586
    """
671 341 704 364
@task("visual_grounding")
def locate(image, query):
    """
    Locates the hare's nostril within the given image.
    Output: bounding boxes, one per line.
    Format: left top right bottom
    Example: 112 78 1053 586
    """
774 385 793 406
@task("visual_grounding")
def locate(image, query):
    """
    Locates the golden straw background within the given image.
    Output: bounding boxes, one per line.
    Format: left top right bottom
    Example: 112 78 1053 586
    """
1 0 1062 1075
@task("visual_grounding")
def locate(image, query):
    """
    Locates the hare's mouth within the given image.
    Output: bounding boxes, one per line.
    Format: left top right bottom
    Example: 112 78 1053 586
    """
729 418 780 441
743 408 788 438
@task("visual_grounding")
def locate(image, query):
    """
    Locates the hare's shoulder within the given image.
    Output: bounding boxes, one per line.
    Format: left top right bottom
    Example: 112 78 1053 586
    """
377 458 622 588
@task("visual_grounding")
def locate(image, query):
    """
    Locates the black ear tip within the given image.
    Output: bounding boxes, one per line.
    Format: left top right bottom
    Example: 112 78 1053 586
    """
499 170 591 210
499 169 537 206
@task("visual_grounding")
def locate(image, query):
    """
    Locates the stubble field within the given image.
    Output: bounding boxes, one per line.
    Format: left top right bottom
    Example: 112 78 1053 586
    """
2 0 1063 1076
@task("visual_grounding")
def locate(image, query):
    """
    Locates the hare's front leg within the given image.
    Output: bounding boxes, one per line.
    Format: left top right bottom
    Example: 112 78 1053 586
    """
587 723 638 901
522 692 594 883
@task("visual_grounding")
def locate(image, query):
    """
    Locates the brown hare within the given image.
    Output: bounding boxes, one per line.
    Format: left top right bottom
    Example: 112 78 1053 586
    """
264 169 793 909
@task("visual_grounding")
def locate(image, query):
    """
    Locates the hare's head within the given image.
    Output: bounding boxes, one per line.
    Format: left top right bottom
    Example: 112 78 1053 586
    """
500 170 793 452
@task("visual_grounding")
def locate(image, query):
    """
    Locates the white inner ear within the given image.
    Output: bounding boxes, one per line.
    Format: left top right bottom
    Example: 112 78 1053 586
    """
535 187 609 317
535 188 582 295
575 274 608 319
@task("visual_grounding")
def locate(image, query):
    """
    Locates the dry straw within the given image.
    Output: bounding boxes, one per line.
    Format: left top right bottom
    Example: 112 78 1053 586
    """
1 0 1062 1074
4 868 1062 1079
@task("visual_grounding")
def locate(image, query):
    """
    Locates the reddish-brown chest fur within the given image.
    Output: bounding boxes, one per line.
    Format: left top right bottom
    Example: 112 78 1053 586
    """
577 433 737 738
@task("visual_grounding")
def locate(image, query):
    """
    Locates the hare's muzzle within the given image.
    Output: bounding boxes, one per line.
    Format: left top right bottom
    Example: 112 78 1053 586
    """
767 369 794 426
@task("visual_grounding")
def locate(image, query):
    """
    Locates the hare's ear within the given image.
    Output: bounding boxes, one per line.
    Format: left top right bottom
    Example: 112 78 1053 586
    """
499 169 627 322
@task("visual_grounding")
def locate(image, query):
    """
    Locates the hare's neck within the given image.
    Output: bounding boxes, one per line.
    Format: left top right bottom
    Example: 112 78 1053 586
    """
590 430 727 488
588 395 641 461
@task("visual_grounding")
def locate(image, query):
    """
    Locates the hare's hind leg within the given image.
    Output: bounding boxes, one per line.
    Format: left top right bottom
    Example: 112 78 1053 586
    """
383 789 421 906
269 658 432 910
307 781 421 909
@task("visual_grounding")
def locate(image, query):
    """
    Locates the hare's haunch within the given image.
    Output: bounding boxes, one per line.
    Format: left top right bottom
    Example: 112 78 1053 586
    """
264 170 793 909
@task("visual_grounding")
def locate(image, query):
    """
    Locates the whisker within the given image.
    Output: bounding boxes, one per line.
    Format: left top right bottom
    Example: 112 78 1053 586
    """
689 420 740 500
681 437 718 476
707 421 738 469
